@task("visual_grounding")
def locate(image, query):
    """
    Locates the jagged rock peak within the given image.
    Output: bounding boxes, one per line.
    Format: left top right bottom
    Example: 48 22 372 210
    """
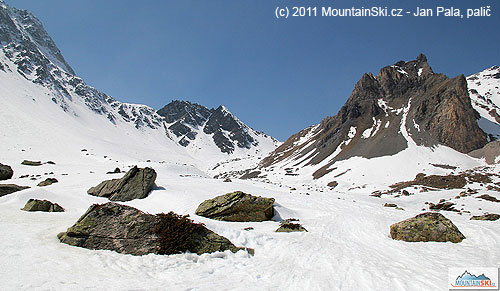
0 0 74 74
260 54 488 179
158 100 268 153
157 100 213 126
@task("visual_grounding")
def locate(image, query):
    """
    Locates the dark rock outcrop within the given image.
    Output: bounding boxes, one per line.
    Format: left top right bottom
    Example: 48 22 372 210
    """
0 163 13 180
275 219 307 232
157 101 270 153
390 212 465 243
195 191 275 222
87 166 157 202
58 202 249 256
390 173 467 191
21 199 64 212
106 167 121 174
21 160 42 166
429 201 459 212
37 178 58 187
470 213 500 221
0 184 30 197
476 194 500 203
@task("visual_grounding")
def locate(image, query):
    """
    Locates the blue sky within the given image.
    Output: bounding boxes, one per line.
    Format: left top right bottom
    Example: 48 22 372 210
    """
7 0 500 141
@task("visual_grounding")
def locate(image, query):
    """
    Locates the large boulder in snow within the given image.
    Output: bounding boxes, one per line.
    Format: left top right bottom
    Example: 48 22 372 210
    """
22 199 64 212
58 202 250 256
0 163 13 180
0 184 30 197
390 212 465 243
195 191 275 222
87 166 157 202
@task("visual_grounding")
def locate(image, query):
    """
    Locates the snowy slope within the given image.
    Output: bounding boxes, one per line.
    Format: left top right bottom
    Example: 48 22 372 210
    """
467 66 500 140
0 146 499 290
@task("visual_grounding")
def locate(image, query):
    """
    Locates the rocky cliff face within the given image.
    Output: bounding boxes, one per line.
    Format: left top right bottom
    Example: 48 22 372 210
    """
158 101 277 154
261 54 488 179
0 0 163 130
467 66 500 140
0 0 73 74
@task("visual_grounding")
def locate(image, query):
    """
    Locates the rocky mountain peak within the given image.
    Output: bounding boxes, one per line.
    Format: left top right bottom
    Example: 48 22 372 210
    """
157 100 212 126
158 101 275 154
0 1 74 74
261 55 488 179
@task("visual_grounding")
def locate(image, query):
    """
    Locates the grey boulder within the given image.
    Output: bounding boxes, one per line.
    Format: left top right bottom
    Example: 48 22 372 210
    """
22 199 64 212
0 163 13 180
87 166 157 202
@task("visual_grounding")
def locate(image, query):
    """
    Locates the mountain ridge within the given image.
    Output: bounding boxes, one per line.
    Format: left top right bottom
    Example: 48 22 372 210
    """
254 54 495 186
158 100 279 154
0 0 278 163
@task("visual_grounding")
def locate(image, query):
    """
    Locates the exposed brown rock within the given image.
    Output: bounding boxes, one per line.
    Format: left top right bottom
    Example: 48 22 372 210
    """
259 55 488 179
476 194 500 203
428 201 459 212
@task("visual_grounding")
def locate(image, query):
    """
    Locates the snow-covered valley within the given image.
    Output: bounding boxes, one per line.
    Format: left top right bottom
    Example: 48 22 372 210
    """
1 145 499 290
1 0 499 290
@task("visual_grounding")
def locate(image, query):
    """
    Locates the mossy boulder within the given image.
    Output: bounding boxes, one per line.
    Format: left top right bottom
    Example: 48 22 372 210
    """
390 212 465 243
87 166 157 202
22 199 64 212
0 163 13 180
195 191 275 222
58 202 250 256
37 178 58 187
0 184 30 197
